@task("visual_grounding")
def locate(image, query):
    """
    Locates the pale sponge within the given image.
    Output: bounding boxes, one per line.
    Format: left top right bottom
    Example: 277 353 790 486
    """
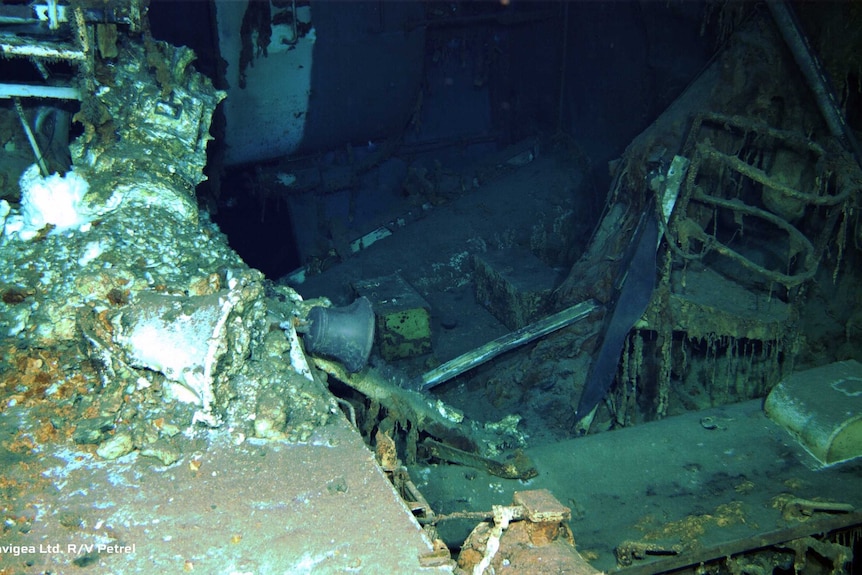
13 163 92 239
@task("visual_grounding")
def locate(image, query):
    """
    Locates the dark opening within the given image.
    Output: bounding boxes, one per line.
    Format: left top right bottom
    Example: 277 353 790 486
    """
208 167 301 279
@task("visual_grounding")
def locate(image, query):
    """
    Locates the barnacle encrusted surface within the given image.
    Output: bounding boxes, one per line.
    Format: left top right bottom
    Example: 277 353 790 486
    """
0 196 334 460
0 34 333 464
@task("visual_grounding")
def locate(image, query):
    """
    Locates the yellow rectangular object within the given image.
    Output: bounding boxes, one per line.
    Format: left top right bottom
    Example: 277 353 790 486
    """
353 273 431 360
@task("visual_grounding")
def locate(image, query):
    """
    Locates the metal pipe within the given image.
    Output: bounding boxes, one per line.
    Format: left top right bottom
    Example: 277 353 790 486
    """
421 299 598 391
767 0 862 168
13 98 50 176
0 41 85 60
0 83 81 100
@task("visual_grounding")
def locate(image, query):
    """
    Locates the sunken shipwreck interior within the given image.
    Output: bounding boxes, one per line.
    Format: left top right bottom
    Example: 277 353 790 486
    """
1 1 862 574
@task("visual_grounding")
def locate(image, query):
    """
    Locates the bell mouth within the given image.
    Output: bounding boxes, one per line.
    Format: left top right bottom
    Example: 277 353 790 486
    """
302 296 375 373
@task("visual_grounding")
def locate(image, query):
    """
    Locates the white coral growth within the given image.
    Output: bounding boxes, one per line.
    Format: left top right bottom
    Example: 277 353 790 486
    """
15 163 91 239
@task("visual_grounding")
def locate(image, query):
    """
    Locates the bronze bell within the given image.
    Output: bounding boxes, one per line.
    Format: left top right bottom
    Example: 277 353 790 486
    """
302 296 375 373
